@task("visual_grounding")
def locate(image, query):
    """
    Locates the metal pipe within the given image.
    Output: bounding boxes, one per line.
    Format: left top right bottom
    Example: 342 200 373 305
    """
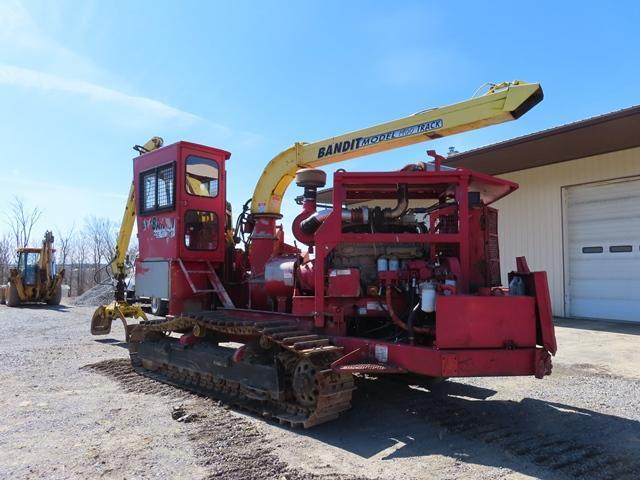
299 183 405 235
406 302 421 345
299 208 368 235
383 184 409 220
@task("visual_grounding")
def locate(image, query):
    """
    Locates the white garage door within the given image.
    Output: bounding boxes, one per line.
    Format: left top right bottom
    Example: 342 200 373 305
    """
564 177 640 322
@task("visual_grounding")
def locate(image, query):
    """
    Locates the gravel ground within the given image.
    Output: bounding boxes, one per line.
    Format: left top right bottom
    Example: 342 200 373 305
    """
0 303 639 479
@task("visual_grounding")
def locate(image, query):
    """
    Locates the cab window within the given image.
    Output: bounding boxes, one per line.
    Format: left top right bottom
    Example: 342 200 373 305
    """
18 252 40 285
184 210 218 250
185 156 219 197
140 163 175 213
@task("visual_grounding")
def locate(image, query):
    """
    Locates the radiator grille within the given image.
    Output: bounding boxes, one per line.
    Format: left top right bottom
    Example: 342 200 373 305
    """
486 208 501 287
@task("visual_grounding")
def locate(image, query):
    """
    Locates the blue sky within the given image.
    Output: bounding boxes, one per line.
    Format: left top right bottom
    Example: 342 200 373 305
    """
1 0 639 239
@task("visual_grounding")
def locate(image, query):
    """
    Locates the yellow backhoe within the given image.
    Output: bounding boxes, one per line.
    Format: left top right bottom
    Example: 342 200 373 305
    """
0 231 65 307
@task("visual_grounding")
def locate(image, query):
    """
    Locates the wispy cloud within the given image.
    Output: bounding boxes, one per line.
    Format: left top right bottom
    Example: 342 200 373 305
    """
0 172 126 201
0 63 202 125
0 1 255 140
0 1 107 81
0 0 211 130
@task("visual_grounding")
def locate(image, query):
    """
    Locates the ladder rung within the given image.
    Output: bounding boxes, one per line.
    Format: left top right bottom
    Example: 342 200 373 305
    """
255 321 291 328
283 335 320 344
269 330 307 340
294 339 330 349
299 345 342 355
262 325 297 334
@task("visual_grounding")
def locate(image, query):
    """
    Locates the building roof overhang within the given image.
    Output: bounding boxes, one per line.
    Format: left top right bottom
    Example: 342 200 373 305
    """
442 105 640 175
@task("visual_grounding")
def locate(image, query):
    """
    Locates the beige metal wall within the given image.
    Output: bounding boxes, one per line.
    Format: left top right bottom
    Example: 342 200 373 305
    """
493 146 640 316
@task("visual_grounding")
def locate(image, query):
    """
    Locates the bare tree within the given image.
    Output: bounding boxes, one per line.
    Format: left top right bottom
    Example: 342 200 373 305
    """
56 224 75 269
71 230 90 295
127 238 139 266
0 233 13 282
85 216 118 284
103 220 118 263
6 196 42 248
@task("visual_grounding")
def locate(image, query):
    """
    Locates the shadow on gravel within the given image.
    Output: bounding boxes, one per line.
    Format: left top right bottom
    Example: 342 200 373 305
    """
555 317 640 336
6 304 70 312
83 358 640 480
303 376 640 480
93 338 129 349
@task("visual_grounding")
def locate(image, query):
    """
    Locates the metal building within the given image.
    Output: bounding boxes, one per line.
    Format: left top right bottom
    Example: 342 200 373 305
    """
445 106 640 322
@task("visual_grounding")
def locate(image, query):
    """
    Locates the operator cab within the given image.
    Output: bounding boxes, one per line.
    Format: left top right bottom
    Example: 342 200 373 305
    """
17 249 41 286
132 141 231 315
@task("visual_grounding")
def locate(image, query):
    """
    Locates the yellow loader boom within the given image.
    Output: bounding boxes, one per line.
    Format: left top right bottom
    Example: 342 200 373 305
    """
251 81 542 215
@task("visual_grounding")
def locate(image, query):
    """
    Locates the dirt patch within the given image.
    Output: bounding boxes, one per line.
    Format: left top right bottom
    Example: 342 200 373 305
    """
191 412 365 480
82 358 178 396
85 357 366 480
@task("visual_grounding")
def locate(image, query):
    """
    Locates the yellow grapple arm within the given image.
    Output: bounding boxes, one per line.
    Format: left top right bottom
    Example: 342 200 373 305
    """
111 136 164 279
91 137 163 340
251 81 542 215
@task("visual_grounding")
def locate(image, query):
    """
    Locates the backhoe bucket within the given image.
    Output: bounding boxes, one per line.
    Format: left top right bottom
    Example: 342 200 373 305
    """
91 301 147 342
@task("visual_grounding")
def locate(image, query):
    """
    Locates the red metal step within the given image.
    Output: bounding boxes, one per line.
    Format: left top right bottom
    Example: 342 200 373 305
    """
177 259 235 308
333 363 406 374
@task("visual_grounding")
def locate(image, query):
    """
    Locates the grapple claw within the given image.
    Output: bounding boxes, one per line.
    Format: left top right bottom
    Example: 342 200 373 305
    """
90 305 110 335
90 301 147 342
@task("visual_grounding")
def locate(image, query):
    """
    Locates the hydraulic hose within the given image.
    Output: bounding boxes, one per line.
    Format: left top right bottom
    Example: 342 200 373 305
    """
385 286 433 337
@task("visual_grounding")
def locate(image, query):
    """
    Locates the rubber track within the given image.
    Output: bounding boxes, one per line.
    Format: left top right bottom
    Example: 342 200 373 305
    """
129 311 355 428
